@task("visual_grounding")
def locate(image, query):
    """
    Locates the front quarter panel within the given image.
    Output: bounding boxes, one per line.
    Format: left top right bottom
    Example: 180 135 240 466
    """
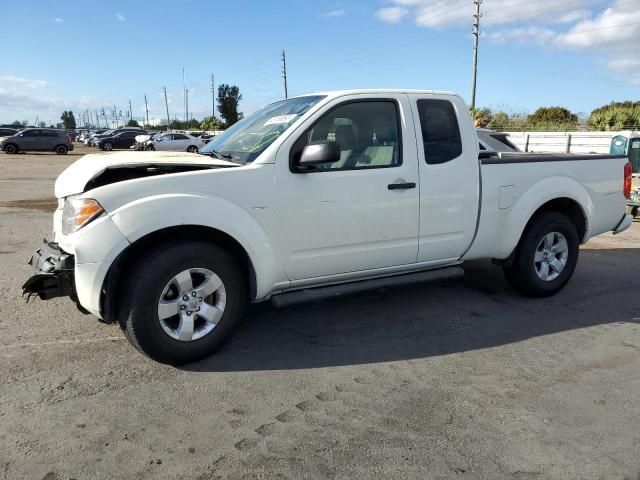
109 194 283 299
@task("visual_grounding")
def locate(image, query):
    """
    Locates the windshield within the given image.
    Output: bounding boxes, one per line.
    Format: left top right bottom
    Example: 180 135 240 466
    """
200 95 326 164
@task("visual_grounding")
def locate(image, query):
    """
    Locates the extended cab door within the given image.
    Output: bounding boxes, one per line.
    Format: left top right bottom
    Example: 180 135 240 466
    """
408 94 480 262
274 94 420 281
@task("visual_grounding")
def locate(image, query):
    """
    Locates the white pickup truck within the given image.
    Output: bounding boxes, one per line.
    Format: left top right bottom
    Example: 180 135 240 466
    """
23 89 633 364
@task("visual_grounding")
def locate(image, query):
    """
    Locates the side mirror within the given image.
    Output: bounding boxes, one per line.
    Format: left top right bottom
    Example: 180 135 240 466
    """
298 141 341 168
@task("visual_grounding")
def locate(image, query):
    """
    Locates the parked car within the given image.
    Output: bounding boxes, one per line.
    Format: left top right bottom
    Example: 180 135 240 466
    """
90 128 142 147
23 89 632 364
150 132 204 152
0 128 19 143
477 128 521 153
1 128 73 154
95 130 146 151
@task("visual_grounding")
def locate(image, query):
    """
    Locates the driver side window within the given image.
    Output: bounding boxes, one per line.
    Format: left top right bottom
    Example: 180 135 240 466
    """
291 100 402 172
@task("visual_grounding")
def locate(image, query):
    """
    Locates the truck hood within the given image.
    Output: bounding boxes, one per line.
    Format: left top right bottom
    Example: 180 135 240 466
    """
54 151 238 198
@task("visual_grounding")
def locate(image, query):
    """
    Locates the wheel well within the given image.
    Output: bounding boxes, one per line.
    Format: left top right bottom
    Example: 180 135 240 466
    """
499 197 587 267
529 198 587 241
101 225 257 323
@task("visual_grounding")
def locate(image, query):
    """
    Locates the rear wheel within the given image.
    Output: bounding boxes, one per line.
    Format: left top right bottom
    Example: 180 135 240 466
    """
4 143 18 154
102 142 113 151
503 212 579 297
55 145 68 155
119 242 246 365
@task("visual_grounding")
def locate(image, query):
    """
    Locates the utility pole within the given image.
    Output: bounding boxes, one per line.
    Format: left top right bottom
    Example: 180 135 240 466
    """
211 73 216 119
144 94 149 127
182 67 187 124
128 99 133 125
186 89 189 127
281 49 288 99
163 86 171 131
470 0 482 111
95 110 101 128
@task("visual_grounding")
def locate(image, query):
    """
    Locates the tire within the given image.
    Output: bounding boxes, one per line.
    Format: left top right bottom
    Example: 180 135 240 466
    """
102 142 113 151
144 144 155 151
55 145 68 155
187 145 198 153
631 206 639 218
119 241 246 365
503 212 579 297
4 143 18 154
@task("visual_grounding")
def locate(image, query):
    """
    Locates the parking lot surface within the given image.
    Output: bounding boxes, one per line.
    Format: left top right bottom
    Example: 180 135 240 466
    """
1 146 639 480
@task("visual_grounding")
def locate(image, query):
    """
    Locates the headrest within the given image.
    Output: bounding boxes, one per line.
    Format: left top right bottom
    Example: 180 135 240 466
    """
335 125 356 150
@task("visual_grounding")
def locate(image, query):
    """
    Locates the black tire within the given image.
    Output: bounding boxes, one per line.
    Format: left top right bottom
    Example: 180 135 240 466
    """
55 145 68 155
102 142 113 151
4 143 18 154
144 144 155 151
119 242 246 365
503 212 579 297
631 206 639 218
187 145 198 153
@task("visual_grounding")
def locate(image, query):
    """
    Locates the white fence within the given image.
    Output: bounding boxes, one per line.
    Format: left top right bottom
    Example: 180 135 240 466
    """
505 130 639 154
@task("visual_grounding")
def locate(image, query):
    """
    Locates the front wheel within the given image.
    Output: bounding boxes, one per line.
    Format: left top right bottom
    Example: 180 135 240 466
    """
187 145 198 153
119 242 246 364
102 142 113 151
55 145 68 155
4 143 18 154
503 212 579 297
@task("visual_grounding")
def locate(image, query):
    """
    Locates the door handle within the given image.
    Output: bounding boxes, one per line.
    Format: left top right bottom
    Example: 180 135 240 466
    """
388 182 416 190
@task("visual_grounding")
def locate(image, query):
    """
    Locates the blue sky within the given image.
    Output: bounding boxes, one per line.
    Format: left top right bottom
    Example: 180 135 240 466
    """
1 0 639 125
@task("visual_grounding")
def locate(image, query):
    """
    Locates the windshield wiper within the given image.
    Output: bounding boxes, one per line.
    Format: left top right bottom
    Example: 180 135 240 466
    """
204 149 232 160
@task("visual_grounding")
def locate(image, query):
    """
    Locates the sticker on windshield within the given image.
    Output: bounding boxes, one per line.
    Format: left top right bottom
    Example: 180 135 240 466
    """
264 114 297 126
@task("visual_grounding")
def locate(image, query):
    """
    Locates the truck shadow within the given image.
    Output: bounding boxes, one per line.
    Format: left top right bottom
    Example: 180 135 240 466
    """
184 248 640 372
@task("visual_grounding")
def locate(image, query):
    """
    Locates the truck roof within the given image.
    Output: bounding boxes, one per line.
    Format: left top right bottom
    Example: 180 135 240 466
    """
292 89 457 99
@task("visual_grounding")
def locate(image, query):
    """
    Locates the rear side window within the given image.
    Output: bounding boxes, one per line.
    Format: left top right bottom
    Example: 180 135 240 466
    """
417 99 462 165
174 134 188 140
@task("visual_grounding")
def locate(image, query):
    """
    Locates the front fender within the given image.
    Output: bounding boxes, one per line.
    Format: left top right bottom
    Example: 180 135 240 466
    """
109 193 285 299
496 176 592 258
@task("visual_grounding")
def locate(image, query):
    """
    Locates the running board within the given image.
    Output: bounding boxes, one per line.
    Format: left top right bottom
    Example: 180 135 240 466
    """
271 267 464 308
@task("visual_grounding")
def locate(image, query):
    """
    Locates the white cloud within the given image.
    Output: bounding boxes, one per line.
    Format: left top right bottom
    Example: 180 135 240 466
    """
376 6 409 23
54 18 63 23
323 9 345 17
377 0 640 85
116 12 125 22
0 76 47 89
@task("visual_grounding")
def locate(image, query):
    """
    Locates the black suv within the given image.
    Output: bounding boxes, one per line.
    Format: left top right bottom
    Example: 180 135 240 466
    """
1 129 73 155
95 130 147 151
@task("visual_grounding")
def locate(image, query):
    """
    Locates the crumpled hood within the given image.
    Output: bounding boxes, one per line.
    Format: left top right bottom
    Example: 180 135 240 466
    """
54 151 237 198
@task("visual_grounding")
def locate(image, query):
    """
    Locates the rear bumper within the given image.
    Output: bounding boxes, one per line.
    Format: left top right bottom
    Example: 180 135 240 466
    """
22 240 76 301
613 213 633 235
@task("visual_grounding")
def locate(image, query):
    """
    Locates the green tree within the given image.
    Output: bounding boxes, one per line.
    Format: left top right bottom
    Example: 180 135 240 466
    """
11 120 22 126
60 111 77 129
528 107 578 131
217 84 243 127
38 121 47 128
201 116 223 131
126 119 140 127
470 107 492 128
588 101 640 131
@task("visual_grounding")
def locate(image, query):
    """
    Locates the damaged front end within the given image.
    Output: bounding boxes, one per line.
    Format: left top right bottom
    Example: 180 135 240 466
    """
22 240 82 308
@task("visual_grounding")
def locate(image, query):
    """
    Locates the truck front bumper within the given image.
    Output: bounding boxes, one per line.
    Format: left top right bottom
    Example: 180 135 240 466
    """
22 240 76 301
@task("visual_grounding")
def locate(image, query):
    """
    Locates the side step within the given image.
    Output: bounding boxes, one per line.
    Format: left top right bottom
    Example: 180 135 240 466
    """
271 266 464 308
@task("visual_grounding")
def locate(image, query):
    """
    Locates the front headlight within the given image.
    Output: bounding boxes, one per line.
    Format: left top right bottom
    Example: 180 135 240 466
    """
62 196 104 235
